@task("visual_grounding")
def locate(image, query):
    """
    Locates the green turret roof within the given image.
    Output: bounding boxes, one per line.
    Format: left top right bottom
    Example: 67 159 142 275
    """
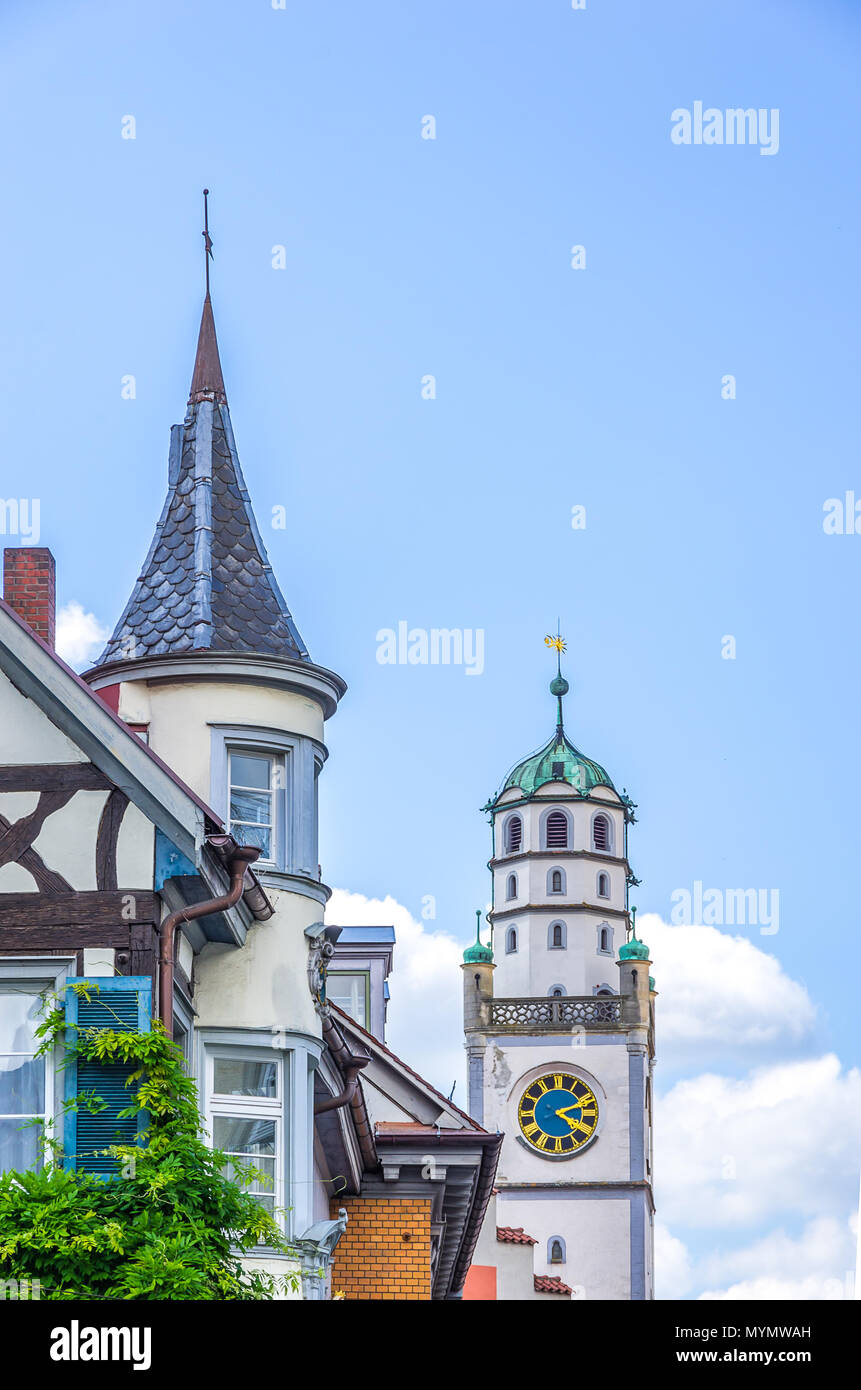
499 727 616 800
619 934 650 961
463 911 493 964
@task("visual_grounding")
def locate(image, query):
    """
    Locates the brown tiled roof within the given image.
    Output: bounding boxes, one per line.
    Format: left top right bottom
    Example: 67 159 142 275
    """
534 1274 572 1296
497 1226 537 1246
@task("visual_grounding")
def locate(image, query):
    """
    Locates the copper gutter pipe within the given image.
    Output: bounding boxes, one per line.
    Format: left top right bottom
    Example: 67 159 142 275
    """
316 1012 371 1117
158 840 260 1035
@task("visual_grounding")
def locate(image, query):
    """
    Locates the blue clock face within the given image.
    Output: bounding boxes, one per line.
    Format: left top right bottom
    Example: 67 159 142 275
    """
518 1073 599 1155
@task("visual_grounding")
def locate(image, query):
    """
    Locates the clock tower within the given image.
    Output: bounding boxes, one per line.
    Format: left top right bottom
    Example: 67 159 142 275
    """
462 640 655 1300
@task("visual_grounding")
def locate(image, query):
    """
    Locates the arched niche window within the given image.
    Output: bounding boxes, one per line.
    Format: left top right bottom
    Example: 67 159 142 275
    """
505 926 518 955
597 871 610 899
548 984 567 998
543 809 569 850
548 920 567 950
506 872 518 901
597 923 613 955
594 984 616 997
547 867 566 896
504 815 523 854
592 812 613 854
548 1236 566 1264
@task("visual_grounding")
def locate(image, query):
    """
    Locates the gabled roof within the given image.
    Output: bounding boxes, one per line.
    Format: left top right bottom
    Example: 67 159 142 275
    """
534 1274 572 1296
0 596 270 922
497 1226 537 1246
91 295 309 670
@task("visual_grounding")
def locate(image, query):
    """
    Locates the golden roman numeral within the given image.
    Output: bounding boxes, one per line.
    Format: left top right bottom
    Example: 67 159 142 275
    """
552 1074 563 1090
534 1133 549 1149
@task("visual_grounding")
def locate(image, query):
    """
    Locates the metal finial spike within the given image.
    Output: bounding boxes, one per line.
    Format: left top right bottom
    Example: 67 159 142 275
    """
475 908 482 943
202 188 214 297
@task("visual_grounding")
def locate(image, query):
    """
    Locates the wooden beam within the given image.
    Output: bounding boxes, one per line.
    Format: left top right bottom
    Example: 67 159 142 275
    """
0 790 75 868
96 789 129 891
0 810 72 896
0 764 113 792
0 890 157 928
0 925 133 950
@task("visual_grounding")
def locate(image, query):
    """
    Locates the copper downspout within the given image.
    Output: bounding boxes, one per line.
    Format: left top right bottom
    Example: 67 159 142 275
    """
316 1012 371 1117
158 842 260 1035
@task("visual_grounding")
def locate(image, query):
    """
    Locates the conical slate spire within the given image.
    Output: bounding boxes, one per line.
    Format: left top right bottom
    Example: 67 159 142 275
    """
92 294 309 667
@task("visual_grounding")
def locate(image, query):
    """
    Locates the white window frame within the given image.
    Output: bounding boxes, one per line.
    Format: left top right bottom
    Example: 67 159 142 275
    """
326 971 370 1030
547 867 566 896
227 748 282 868
541 808 571 851
547 919 567 950
597 922 614 956
0 957 75 1174
205 1046 286 1232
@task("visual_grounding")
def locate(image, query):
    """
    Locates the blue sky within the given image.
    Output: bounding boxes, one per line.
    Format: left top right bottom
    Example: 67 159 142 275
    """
1 0 859 1298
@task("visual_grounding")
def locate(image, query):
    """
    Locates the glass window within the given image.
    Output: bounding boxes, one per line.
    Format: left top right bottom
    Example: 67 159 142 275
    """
0 988 48 1174
229 752 275 860
327 973 368 1029
214 1115 277 1215
208 1051 284 1225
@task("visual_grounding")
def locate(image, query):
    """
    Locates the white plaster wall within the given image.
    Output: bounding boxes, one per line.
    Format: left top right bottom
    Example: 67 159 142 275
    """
0 670 88 762
31 791 108 890
118 680 325 806
492 913 622 998
193 887 321 1038
498 1192 631 1300
493 795 624 860
0 861 37 892
115 802 155 887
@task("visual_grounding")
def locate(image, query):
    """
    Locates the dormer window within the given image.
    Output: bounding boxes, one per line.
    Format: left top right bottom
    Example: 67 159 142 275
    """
544 810 569 850
592 813 612 854
504 816 523 853
229 752 275 861
506 873 517 901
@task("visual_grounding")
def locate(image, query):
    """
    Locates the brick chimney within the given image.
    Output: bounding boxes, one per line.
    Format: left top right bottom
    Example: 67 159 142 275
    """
3 548 56 647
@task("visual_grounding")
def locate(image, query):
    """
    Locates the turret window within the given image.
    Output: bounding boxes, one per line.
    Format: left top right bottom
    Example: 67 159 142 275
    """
504 815 523 854
544 811 569 850
229 752 276 861
548 1236 566 1264
548 920 567 950
547 867 566 895
505 927 518 954
506 873 517 901
592 813 613 854
597 872 610 899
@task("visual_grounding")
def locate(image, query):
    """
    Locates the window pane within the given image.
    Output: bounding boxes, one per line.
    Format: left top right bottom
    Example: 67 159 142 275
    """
213 1116 276 1158
0 991 42 1052
229 789 271 826
327 974 366 1028
213 1059 277 1098
0 1117 41 1173
230 754 271 790
230 823 271 858
0 1056 45 1114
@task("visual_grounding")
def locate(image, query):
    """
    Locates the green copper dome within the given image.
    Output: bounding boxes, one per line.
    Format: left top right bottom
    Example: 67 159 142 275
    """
463 912 493 964
500 728 616 800
619 934 650 961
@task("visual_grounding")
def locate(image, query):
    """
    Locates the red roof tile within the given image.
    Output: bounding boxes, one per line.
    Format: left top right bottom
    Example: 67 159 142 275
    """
534 1274 572 1296
497 1226 537 1246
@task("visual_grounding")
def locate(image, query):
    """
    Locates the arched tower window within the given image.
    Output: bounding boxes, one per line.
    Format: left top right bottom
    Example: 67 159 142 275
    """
592 812 612 853
548 920 567 950
548 1236 566 1264
544 810 569 849
504 815 522 853
547 867 565 895
548 984 567 998
595 984 616 997
505 926 518 954
597 923 613 955
506 872 517 900
597 871 610 898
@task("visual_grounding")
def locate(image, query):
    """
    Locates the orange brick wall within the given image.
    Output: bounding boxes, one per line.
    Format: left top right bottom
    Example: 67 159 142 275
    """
329 1198 432 1300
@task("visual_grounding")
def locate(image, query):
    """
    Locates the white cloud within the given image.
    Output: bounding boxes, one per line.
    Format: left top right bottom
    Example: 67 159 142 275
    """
326 889 466 1101
55 601 108 669
697 1214 857 1299
639 913 815 1059
657 1054 861 1230
655 1221 694 1299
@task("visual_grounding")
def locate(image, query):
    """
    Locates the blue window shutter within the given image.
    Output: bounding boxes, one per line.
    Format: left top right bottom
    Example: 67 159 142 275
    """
63 976 152 1177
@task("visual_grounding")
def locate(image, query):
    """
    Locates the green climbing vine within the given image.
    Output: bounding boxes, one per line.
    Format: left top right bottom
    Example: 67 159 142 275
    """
0 983 300 1300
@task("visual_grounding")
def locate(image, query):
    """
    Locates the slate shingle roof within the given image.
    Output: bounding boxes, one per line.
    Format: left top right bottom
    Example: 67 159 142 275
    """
95 299 308 667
